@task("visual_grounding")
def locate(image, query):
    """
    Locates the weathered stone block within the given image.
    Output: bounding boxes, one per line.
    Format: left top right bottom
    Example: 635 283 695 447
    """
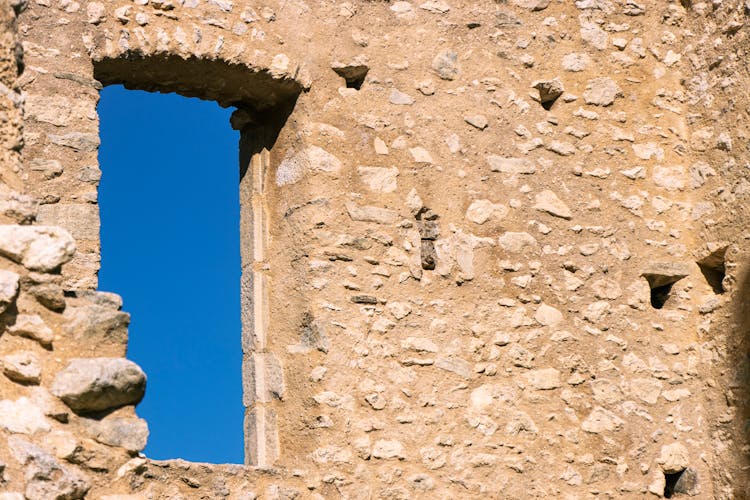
51 358 146 413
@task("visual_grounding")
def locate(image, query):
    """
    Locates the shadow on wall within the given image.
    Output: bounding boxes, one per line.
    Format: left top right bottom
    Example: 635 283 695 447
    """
731 262 750 497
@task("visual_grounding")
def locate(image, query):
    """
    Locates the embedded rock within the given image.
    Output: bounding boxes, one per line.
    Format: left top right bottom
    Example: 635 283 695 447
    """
8 436 90 500
658 443 689 474
0 226 75 272
51 358 146 412
84 416 149 451
0 398 50 434
582 77 622 106
641 262 690 288
2 351 41 384
0 269 19 314
8 315 54 346
431 49 459 80
534 190 572 219
498 232 537 253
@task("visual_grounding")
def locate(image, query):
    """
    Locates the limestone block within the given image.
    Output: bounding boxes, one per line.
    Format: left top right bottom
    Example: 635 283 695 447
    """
8 436 90 500
533 190 572 219
358 166 399 193
581 406 624 433
345 202 399 225
0 269 19 314
0 185 37 223
8 315 53 346
658 443 690 474
37 204 100 241
84 416 149 451
0 397 50 434
0 225 75 271
641 262 690 288
582 77 622 106
2 351 41 384
244 407 279 466
51 358 146 412
242 352 285 406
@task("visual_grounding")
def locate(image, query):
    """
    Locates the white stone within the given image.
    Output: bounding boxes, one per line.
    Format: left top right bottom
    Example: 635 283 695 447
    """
498 232 537 253
419 0 450 13
523 368 561 390
0 397 50 434
581 406 624 433
345 202 399 225
0 225 75 272
276 146 342 185
358 166 399 193
582 77 622 106
629 378 662 405
487 155 536 174
464 115 488 130
401 337 438 353
2 351 41 384
372 439 404 459
8 315 54 346
466 199 508 224
657 443 689 474
534 303 563 326
533 190 572 219
653 165 686 191
51 358 147 412
389 89 414 105
0 269 19 314
562 52 590 72
432 49 459 80
409 147 433 163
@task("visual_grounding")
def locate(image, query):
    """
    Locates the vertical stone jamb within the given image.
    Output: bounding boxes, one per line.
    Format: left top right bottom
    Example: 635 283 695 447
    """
240 129 280 466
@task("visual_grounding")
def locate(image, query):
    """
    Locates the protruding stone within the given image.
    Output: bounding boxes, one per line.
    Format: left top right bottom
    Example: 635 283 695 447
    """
372 439 405 459
582 77 622 106
534 190 572 219
534 303 563 326
0 185 37 224
657 443 689 474
641 263 690 288
0 398 50 434
8 315 54 346
486 156 536 175
345 202 399 225
8 436 90 500
466 199 508 225
51 358 146 413
0 226 75 272
523 368 561 390
431 49 459 80
498 232 537 253
84 416 149 451
275 146 342 186
532 78 564 108
2 351 41 384
581 406 624 433
0 269 20 314
358 166 399 193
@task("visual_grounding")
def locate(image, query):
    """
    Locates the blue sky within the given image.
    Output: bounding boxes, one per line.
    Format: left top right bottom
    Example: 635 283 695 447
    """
97 86 243 464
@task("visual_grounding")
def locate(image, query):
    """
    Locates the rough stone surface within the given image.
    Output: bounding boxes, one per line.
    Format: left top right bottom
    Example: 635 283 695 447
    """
2 0 750 497
0 226 75 271
50 358 146 412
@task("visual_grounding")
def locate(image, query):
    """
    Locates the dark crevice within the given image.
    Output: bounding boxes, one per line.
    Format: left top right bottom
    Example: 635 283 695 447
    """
650 283 674 309
664 470 684 498
698 263 725 294
332 65 369 90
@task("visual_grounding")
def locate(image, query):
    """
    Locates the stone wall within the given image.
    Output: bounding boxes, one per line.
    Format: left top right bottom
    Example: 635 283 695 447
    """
0 0 748 498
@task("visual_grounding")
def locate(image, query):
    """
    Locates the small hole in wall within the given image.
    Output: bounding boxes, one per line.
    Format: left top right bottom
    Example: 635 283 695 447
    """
332 64 369 90
664 470 684 498
650 283 674 309
697 245 728 294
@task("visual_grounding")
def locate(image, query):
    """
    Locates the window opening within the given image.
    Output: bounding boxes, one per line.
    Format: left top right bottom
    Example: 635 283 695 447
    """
98 86 242 463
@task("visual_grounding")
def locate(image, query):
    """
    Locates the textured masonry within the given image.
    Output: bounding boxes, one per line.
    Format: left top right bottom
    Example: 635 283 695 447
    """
0 0 749 498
